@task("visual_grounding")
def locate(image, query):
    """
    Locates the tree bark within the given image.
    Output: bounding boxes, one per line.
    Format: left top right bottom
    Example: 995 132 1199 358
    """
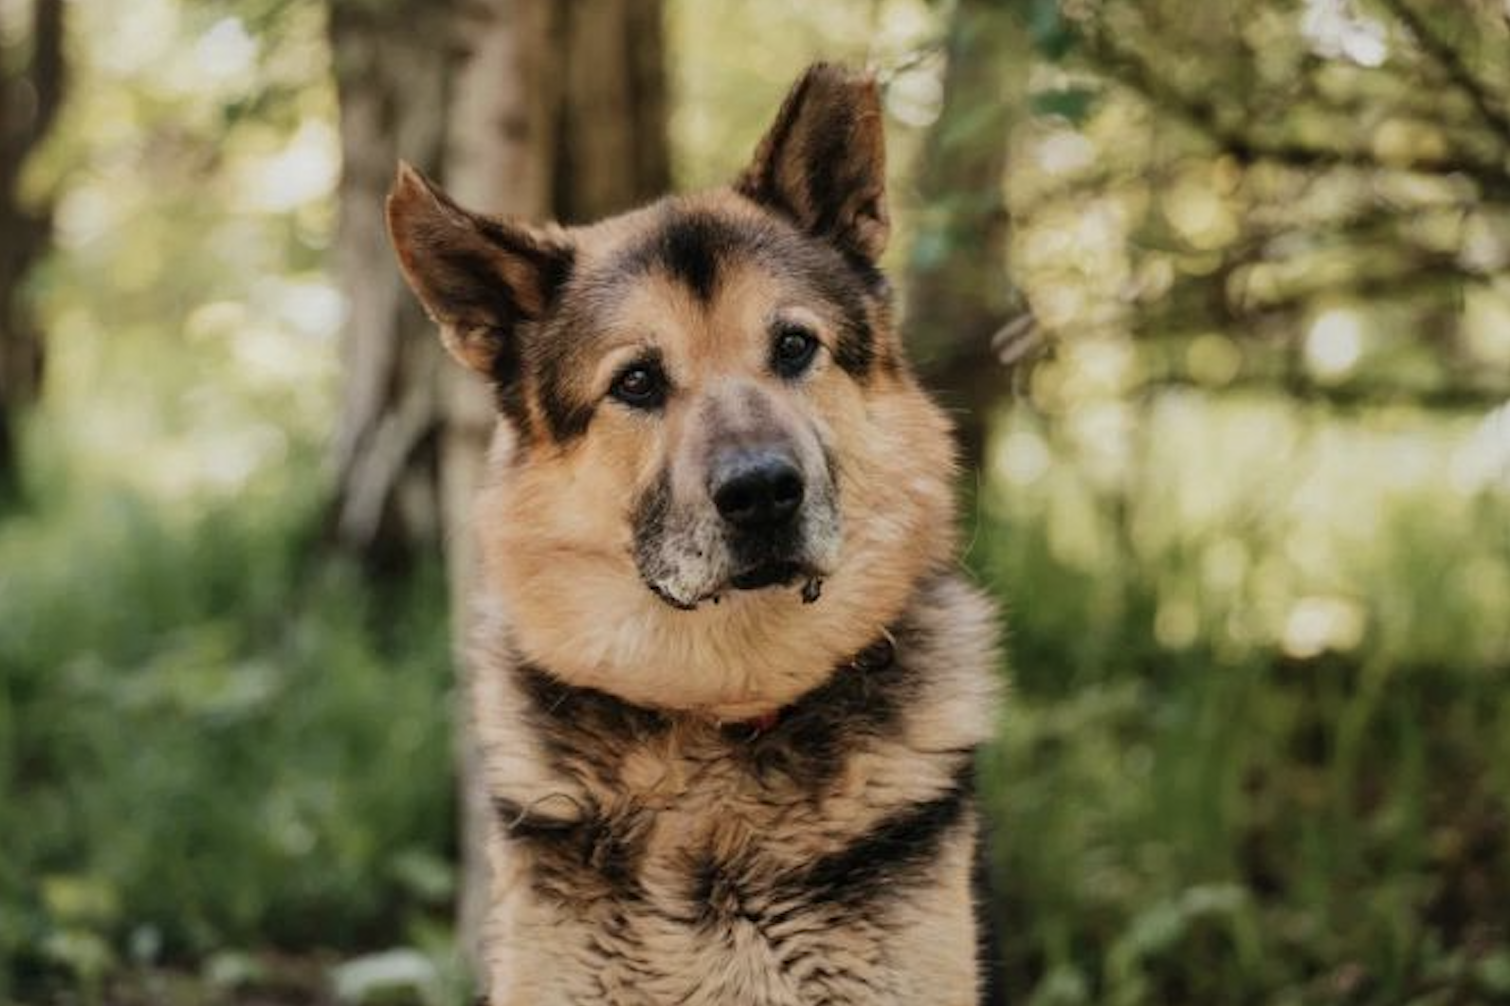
328 0 669 971
904 0 1030 472
328 0 455 567
0 0 64 502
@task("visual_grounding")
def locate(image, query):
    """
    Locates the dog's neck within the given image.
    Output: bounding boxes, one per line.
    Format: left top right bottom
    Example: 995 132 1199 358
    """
473 572 1003 856
512 630 903 746
723 633 896 734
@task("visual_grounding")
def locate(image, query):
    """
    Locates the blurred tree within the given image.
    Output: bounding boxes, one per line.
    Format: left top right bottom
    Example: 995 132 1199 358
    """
327 0 669 964
1041 0 1510 404
0 0 62 502
327 0 453 568
905 0 1033 471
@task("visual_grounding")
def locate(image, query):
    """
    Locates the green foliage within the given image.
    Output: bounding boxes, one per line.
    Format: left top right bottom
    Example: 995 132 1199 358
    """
0 454 455 1000
974 395 1510 1004
4 0 1510 1002
1030 86 1099 125
1027 0 1076 62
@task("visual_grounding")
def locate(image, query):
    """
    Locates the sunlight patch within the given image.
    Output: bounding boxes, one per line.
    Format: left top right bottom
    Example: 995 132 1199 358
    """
1301 0 1388 68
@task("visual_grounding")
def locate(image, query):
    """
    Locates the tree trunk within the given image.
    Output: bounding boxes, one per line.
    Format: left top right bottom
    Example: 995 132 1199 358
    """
329 0 669 971
0 0 64 503
328 0 455 568
904 0 1030 472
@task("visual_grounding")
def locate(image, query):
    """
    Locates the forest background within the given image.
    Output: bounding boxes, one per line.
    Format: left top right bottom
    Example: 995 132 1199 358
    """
3 1 1510 1003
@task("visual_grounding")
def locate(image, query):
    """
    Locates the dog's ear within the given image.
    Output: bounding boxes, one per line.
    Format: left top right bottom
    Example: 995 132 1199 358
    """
734 63 889 263
386 162 572 377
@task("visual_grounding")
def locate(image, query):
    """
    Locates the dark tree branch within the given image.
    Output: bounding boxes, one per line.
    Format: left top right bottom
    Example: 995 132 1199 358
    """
1140 372 1510 412
27 0 66 148
1375 0 1510 144
0 0 65 501
1080 14 1510 202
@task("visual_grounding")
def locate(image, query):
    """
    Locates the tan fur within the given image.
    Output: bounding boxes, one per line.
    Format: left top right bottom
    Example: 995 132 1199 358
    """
472 195 955 717
473 579 999 1004
385 63 1002 1005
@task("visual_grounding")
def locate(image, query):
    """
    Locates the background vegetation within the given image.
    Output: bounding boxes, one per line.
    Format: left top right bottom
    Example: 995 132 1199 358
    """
2 0 1508 1003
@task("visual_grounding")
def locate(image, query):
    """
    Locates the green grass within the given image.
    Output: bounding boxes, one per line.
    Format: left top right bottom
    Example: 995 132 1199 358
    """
974 395 1510 1005
0 454 457 1002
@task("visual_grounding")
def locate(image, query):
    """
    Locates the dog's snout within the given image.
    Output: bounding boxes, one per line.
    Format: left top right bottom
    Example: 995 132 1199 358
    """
711 450 805 530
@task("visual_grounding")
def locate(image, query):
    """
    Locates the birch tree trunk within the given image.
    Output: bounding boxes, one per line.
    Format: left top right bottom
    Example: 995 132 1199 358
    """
0 0 64 503
329 0 669 969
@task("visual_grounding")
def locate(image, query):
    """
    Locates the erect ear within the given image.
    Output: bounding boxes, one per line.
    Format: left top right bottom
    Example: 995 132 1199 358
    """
734 62 889 263
385 162 572 377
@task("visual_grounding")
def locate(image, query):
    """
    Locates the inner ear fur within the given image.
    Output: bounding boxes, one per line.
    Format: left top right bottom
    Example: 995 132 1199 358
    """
734 62 890 263
385 162 573 377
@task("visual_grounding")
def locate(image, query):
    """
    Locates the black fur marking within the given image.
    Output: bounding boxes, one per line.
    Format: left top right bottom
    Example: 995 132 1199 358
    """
654 213 727 301
533 243 576 308
513 806 651 909
506 668 670 907
514 621 918 795
614 210 777 304
804 103 852 242
692 854 766 928
434 248 526 329
518 664 673 751
732 628 912 789
795 761 975 909
974 814 1007 1006
474 216 576 297
839 246 889 298
533 363 596 443
630 469 681 603
428 226 575 432
806 262 875 377
688 757 978 935
488 329 531 432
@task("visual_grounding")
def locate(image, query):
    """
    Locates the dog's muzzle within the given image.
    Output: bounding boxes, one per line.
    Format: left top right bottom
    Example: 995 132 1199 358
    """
633 445 839 611
710 446 815 593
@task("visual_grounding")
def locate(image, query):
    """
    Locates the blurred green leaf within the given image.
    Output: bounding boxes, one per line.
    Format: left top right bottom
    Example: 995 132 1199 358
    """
1029 0 1076 61
1031 86 1099 124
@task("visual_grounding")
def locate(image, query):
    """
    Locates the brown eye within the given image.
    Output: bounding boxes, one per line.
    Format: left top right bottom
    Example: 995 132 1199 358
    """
772 324 820 378
610 361 667 409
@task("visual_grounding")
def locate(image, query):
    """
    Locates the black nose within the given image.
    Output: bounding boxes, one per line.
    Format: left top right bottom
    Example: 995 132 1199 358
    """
711 450 805 529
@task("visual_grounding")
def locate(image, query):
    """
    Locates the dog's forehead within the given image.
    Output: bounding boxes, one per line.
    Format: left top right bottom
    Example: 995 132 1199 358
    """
573 194 795 304
556 193 879 368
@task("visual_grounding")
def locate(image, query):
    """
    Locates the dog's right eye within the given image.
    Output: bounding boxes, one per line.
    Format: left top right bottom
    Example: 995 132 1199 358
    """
610 362 667 409
771 323 820 379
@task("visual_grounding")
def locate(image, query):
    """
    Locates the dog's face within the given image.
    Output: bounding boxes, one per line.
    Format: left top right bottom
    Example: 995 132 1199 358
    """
387 64 958 717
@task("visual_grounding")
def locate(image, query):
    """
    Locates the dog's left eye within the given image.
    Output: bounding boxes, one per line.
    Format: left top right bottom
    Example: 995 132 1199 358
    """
772 324 820 378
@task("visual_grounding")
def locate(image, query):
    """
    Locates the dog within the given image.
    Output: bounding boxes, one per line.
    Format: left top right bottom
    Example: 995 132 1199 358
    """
386 62 1002 1005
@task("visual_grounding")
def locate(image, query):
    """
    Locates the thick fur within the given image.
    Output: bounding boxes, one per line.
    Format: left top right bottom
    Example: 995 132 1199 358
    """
386 63 1002 1005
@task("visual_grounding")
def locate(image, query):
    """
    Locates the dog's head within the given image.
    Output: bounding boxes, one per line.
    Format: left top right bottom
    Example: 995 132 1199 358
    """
387 64 958 717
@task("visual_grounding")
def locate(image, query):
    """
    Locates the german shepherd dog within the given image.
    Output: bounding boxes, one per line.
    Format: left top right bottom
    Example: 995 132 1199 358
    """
387 63 1001 1005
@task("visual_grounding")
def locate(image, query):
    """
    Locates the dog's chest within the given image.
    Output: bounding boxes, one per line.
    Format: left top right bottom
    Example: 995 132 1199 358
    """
491 721 976 1004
